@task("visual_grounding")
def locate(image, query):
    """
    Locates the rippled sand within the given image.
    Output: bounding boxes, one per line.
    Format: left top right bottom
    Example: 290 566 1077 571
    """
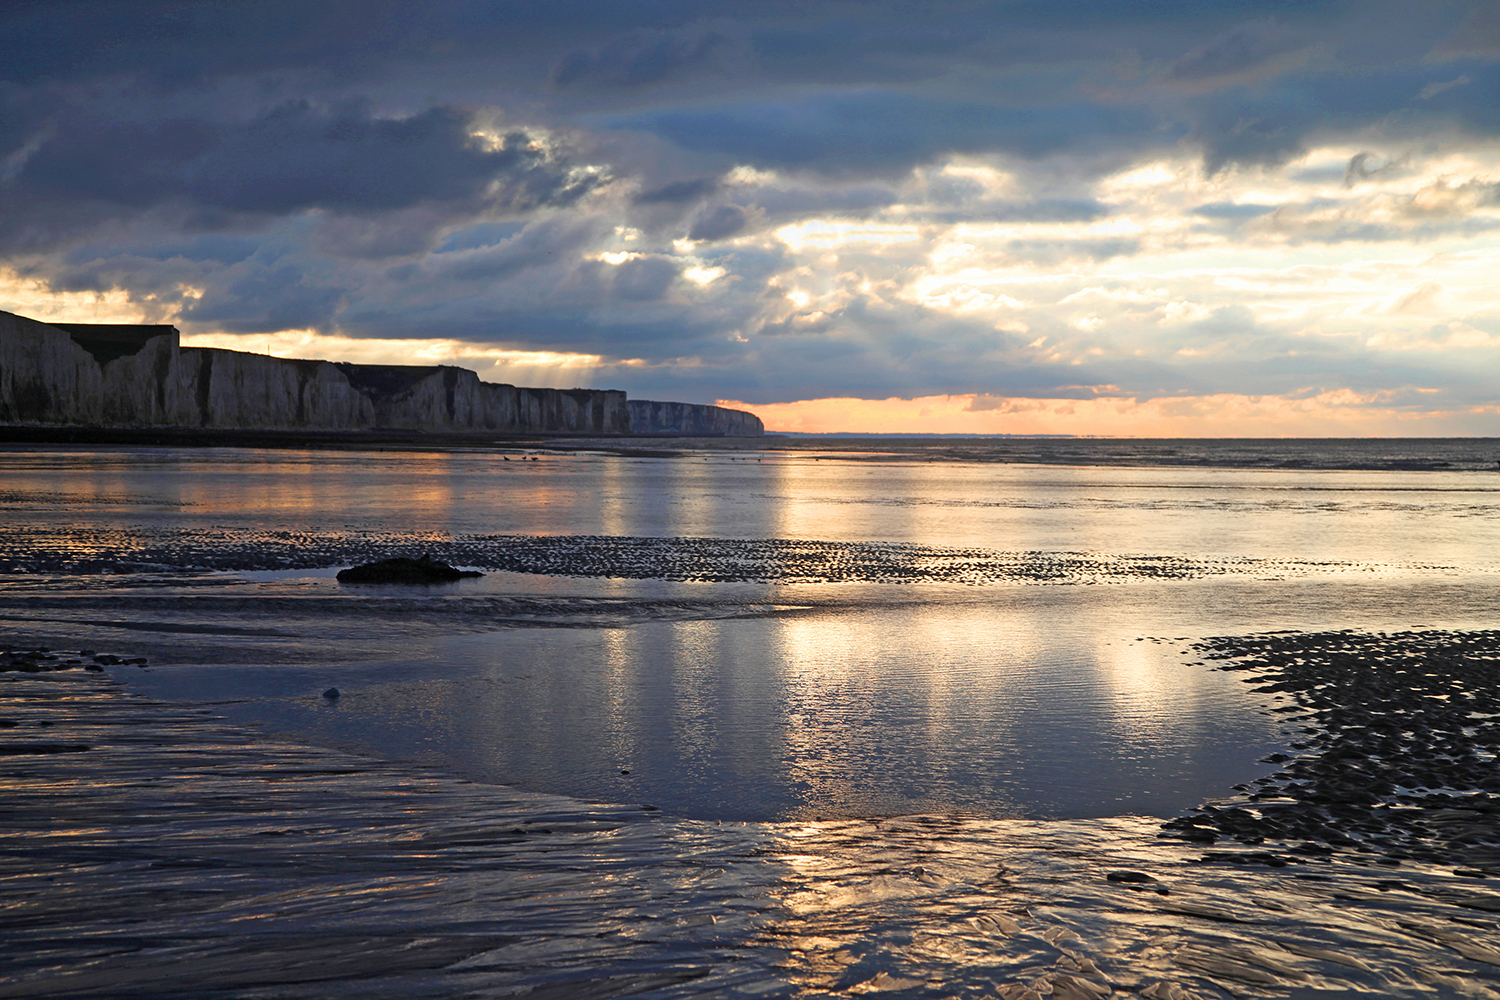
4 666 1498 999
0 522 1444 584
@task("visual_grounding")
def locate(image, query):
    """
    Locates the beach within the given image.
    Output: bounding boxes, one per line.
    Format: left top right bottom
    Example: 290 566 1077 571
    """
4 636 1500 999
3 439 1500 997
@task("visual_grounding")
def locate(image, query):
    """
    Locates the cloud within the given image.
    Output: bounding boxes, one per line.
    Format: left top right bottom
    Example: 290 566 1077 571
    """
552 23 751 90
610 92 1165 175
1165 18 1312 88
1419 75 1471 100
736 182 898 220
1192 201 1276 219
1386 280 1445 314
182 260 347 334
1433 6 1500 58
608 255 680 300
1404 178 1500 217
422 217 608 282
634 177 720 204
1187 59 1500 174
1343 151 1408 186
18 101 599 218
688 204 751 241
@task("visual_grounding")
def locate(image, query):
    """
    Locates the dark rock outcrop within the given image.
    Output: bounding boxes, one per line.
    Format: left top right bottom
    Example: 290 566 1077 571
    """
336 555 483 585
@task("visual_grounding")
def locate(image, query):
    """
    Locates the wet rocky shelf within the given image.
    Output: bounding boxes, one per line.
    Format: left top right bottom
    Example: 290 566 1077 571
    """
1 645 147 674
1160 628 1500 874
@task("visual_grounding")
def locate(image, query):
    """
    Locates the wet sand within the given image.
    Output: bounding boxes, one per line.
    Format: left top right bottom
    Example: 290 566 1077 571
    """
0 522 1438 583
4 636 1500 999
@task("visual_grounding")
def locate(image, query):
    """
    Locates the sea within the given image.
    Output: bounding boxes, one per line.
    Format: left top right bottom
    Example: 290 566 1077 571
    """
3 436 1498 822
6 436 1500 998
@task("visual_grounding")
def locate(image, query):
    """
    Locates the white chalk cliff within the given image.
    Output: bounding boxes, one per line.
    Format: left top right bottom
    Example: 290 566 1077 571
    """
0 311 761 436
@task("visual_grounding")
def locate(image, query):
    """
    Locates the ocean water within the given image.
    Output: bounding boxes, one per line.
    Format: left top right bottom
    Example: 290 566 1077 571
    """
3 438 1499 823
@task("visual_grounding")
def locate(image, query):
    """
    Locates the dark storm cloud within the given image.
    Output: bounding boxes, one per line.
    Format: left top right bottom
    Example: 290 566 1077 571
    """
337 289 722 357
422 218 608 283
18 101 595 217
119 235 263 268
1190 59 1500 173
6 2 1489 189
0 0 690 87
0 0 1343 89
552 23 751 90
1190 94 1312 173
434 223 527 253
612 93 1167 174
43 252 209 309
0 83 59 166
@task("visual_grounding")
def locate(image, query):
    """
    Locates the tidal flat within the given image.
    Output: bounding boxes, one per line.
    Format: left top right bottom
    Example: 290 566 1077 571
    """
3 439 1500 997
3 641 1499 999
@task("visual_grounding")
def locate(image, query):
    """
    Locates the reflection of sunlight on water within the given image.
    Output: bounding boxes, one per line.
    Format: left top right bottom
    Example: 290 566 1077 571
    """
601 626 629 761
776 612 871 818
1098 637 1180 748
595 456 628 539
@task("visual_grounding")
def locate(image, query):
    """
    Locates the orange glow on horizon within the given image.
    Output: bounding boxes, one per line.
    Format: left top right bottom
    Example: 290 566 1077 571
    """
717 392 1500 438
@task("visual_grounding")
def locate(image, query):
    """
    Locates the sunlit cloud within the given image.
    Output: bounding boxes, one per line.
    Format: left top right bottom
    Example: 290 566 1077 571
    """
179 331 609 384
774 220 922 251
0 268 199 324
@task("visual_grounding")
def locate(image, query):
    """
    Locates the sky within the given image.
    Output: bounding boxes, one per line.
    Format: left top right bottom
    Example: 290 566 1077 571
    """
2 0 1499 436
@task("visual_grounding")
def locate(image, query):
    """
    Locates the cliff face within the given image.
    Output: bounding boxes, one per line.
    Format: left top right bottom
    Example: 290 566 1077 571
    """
627 399 764 436
0 311 690 436
337 364 629 434
0 312 179 427
176 349 375 430
514 386 632 434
